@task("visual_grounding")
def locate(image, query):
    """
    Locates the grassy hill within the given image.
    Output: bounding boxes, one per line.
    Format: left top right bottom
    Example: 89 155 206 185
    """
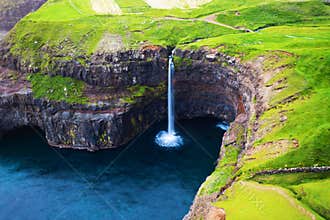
1 0 330 219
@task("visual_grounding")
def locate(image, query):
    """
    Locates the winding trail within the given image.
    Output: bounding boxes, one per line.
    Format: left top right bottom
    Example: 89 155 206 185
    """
203 13 253 32
162 13 253 32
203 14 237 30
144 0 213 9
66 0 252 32
68 0 84 15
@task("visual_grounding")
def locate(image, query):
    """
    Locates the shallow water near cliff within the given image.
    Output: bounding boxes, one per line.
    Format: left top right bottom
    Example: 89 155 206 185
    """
0 118 224 220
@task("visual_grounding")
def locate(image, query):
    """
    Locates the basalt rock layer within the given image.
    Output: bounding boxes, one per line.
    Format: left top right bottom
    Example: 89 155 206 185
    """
0 46 256 151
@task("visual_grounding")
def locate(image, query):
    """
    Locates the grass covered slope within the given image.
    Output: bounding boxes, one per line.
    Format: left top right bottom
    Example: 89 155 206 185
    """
291 179 330 218
5 0 239 73
5 0 310 59
214 181 324 220
1 0 330 219
27 73 88 104
179 1 329 219
184 24 330 171
253 172 330 219
216 0 330 30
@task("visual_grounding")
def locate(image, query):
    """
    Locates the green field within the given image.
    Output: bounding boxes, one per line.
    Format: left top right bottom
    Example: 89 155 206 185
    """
216 0 330 30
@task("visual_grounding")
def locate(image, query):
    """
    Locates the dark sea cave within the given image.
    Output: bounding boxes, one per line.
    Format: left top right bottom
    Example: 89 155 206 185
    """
0 117 224 220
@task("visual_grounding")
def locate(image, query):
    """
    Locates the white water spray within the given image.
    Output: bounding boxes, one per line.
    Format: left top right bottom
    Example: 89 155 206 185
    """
216 121 230 131
155 51 183 148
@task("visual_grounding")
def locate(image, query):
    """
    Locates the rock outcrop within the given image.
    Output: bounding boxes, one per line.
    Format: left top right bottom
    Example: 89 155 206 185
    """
0 46 256 151
0 0 46 31
205 206 226 220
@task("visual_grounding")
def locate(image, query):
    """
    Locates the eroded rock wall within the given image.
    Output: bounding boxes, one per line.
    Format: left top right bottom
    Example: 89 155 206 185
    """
183 55 260 220
0 86 164 151
0 46 254 152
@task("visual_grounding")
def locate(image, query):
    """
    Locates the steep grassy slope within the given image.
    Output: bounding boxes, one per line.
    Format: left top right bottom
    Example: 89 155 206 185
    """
1 0 330 219
6 0 239 73
180 1 330 219
214 181 323 220
253 172 330 219
184 24 330 174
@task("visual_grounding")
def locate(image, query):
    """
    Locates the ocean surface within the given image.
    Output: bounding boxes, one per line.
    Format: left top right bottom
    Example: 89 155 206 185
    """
0 118 224 220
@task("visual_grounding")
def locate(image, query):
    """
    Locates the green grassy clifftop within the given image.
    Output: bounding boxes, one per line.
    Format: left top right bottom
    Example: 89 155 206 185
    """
1 0 329 219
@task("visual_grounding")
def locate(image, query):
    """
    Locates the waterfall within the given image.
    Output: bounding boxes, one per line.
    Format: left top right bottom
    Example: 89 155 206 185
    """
168 55 175 135
155 51 183 148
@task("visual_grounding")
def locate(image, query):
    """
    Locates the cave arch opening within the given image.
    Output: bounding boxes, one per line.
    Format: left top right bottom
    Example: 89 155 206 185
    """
0 46 257 220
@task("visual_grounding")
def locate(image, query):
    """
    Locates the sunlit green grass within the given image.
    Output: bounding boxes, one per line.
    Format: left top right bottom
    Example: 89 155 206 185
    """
291 179 330 219
182 21 329 217
4 0 330 218
7 13 237 71
214 181 323 220
216 0 330 30
252 172 330 186
199 145 241 195
27 73 88 104
27 0 94 21
116 0 150 13
183 25 330 171
251 174 330 219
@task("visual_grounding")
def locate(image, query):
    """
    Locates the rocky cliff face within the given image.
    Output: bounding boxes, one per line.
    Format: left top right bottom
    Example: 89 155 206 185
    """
0 0 46 31
0 46 256 152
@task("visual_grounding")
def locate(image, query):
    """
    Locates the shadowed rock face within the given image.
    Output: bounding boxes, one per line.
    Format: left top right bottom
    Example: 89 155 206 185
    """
0 0 46 31
0 31 7 41
0 46 256 151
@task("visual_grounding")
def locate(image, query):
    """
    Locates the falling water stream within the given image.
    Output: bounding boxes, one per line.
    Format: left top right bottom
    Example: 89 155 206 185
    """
0 51 229 220
155 52 183 148
168 54 175 135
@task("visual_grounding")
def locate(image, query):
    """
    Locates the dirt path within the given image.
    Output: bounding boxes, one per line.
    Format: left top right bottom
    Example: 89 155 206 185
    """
203 14 237 30
203 13 253 32
162 13 253 32
144 0 212 9
68 0 84 15
242 181 316 220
